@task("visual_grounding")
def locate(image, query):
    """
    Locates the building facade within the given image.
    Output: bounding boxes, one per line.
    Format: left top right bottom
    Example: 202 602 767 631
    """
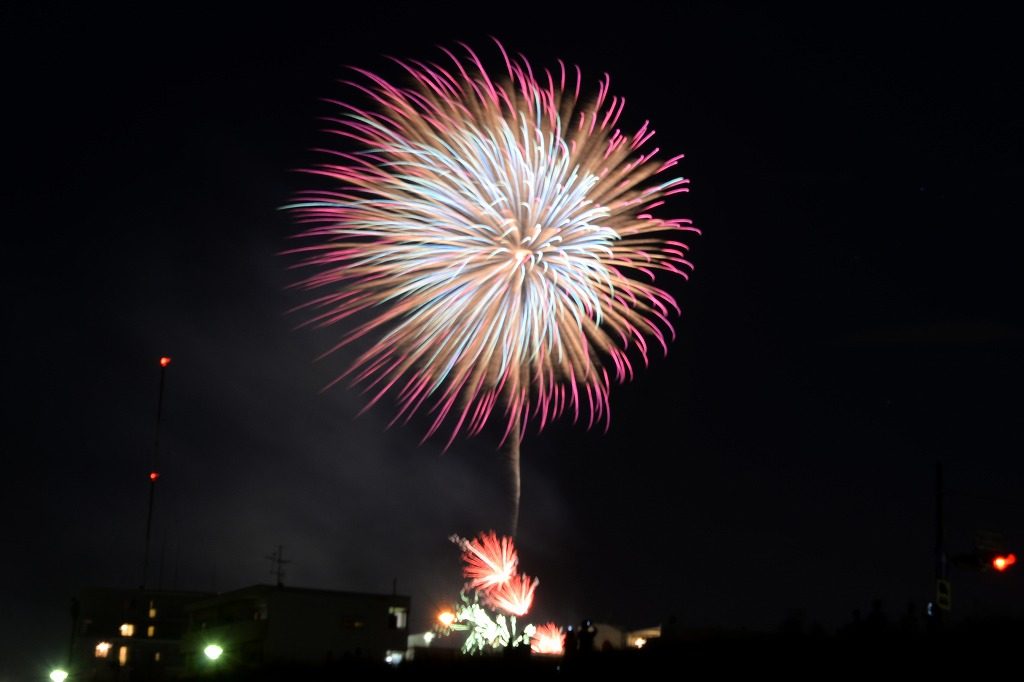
181 585 410 674
70 588 212 681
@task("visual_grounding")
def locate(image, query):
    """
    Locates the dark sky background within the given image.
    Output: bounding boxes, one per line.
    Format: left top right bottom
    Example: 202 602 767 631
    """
4 4 1024 678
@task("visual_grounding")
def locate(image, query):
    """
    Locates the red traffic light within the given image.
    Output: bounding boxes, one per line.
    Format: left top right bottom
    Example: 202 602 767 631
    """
159 356 172 367
993 554 1017 572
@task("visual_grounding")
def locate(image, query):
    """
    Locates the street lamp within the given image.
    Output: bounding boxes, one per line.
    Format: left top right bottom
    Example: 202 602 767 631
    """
203 644 224 661
993 553 1017 572
49 670 69 682
437 610 455 628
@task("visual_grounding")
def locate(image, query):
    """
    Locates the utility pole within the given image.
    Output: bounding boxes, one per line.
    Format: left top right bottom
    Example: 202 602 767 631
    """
143 356 171 588
267 545 291 587
68 597 79 668
933 460 950 624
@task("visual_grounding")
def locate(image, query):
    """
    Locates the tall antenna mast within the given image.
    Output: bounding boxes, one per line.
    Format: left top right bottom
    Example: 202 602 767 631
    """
266 545 291 587
142 356 171 588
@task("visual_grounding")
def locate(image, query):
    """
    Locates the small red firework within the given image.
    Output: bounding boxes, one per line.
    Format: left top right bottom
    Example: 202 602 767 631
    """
458 531 518 590
484 573 538 616
531 622 565 655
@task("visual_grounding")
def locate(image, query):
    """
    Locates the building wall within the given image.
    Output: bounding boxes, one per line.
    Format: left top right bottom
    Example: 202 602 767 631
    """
181 600 268 672
591 623 626 651
70 588 211 681
263 589 408 662
182 586 409 673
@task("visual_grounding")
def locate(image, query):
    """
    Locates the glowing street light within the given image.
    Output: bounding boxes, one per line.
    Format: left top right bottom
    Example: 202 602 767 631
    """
993 553 1017 572
437 610 456 628
49 670 69 682
203 644 223 661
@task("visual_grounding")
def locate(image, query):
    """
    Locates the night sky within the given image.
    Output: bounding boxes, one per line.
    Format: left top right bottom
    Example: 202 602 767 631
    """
4 5 1024 678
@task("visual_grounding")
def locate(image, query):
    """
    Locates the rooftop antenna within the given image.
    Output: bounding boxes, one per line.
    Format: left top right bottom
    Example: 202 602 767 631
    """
142 356 172 588
267 545 291 587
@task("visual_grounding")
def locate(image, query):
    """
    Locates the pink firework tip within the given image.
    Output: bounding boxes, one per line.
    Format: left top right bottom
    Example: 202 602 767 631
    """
451 531 518 590
531 622 565 655
289 40 696 444
484 573 539 617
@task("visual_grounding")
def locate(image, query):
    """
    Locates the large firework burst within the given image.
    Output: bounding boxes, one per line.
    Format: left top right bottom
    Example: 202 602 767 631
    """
289 41 696 530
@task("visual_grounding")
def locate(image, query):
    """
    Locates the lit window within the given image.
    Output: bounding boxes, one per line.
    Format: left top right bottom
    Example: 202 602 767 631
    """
149 608 157 618
94 641 111 658
388 606 408 629
119 623 135 637
154 652 161 662
147 625 155 638
118 646 128 667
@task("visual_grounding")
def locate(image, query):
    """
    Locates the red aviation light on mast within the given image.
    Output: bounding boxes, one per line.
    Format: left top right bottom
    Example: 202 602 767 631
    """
159 356 172 367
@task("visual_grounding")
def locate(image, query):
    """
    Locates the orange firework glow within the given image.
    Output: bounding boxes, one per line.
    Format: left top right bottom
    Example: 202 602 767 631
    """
531 622 565 655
